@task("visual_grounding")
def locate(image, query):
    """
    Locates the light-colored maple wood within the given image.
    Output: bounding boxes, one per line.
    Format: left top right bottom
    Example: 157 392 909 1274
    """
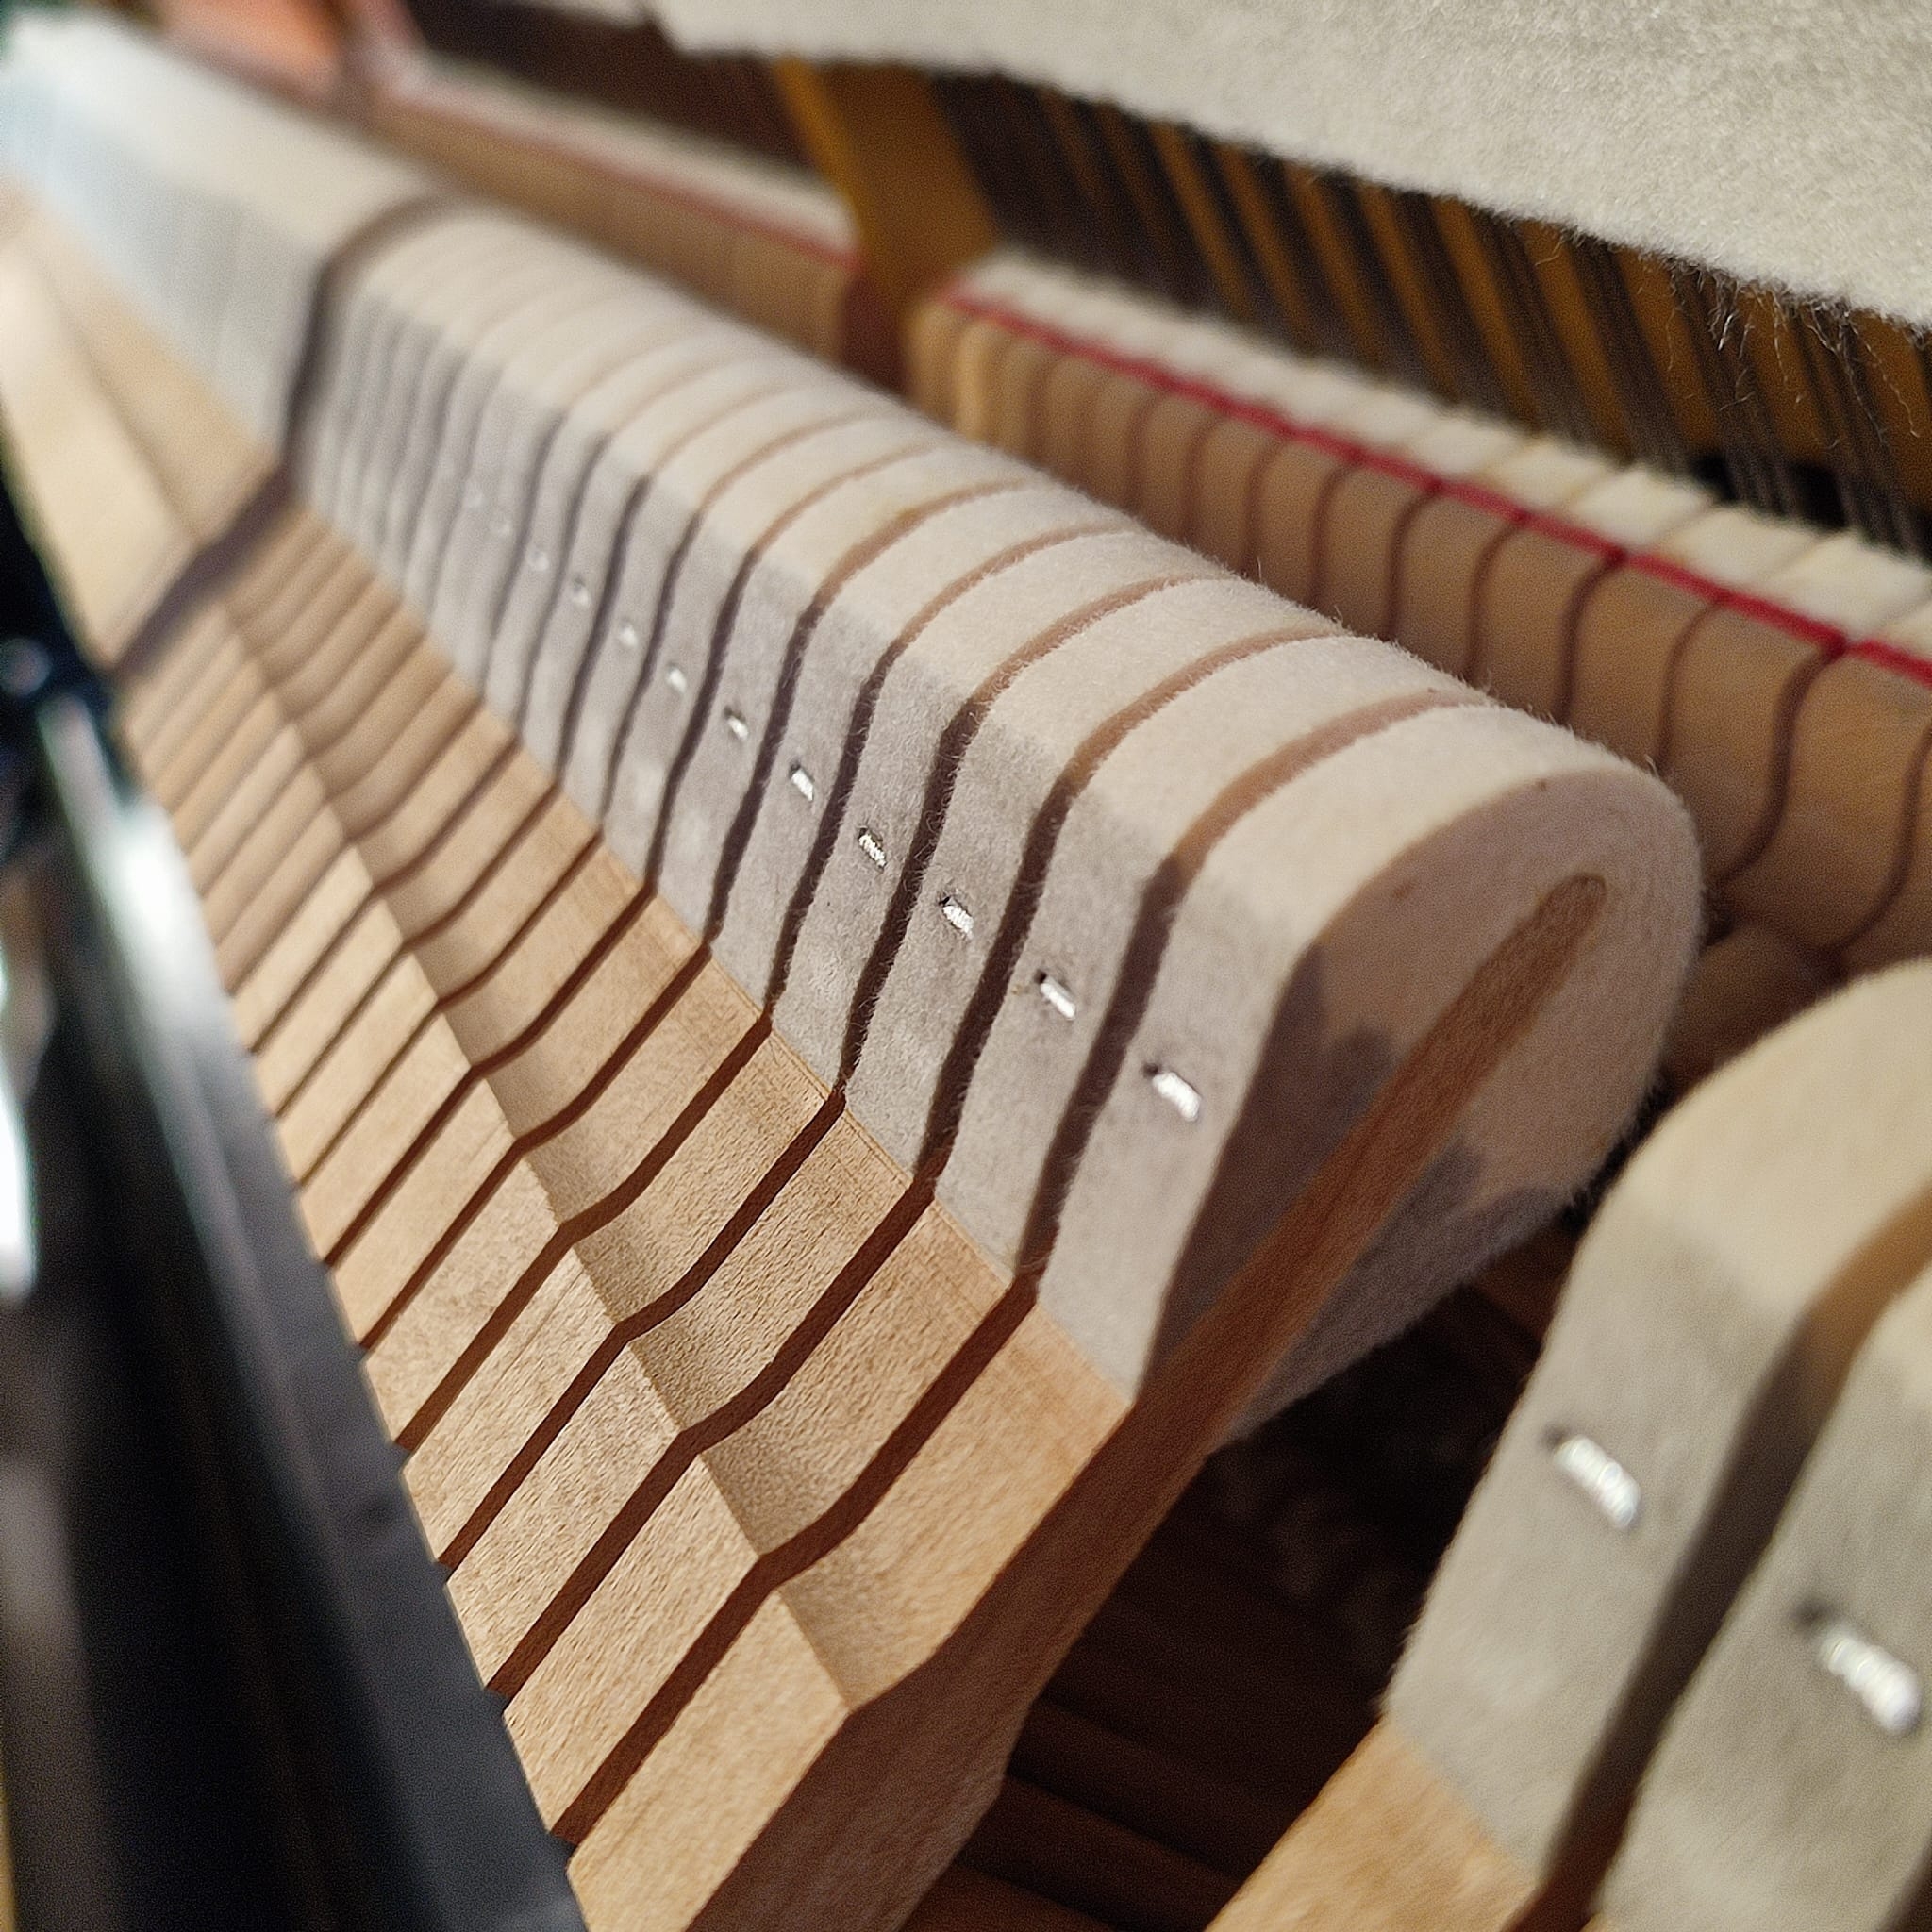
1208 1724 1535 1932
1392 493 1513 683
0 233 188 658
907 264 1932 1019
0 73 1714 1932
566 870 1619 1931
771 61 994 341
23 215 272 538
1659 921 1831 1094
1565 565 1709 770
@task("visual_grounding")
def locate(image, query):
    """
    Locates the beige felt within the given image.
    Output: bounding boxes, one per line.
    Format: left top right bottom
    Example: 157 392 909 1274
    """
1402 413 1525 486
939 634 1464 1270
1472 525 1615 723
598 412 967 878
0 92 1724 1932
1391 963 1932 1882
983 330 1058 471
710 483 1124 1008
848 576 1338 1170
1725 655 1932 951
1834 608 1932 965
1309 464 1424 642
648 437 1032 941
504 348 812 765
773 528 1217 1088
423 286 701 680
308 237 489 551
1659 605 1824 882
562 394 920 844
3 16 428 439
1252 441 1344 614
365 48 858 362
1764 527 1932 637
480 326 758 724
329 224 525 514
304 218 504 524
1391 493 1513 684
1190 415 1280 578
531 365 868 797
394 252 631 620
657 0 1932 341
414 288 676 638
917 259 1932 980
1596 1250 1932 1932
341 228 572 565
1566 566 1712 774
1044 705 1693 1407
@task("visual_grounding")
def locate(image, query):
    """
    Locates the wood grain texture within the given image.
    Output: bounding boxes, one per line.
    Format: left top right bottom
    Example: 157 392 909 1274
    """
0 66 1711 1932
914 258 1932 984
1208 1725 1534 1932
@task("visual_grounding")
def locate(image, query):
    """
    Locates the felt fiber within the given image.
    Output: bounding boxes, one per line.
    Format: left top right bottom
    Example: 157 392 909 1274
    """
659 0 1932 328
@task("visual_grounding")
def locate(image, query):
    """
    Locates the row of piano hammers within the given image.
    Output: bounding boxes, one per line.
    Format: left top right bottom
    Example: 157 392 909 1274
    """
1 19 1930 1932
310 40 1932 1039
912 259 1932 997
349 42 1932 1091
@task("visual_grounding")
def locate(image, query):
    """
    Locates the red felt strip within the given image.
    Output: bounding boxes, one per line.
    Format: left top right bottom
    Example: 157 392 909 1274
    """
940 283 1932 691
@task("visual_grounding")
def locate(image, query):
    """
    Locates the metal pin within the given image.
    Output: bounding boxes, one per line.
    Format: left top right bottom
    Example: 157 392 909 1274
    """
617 618 641 650
1149 1066 1202 1123
664 662 687 693
1550 1432 1642 1531
1807 1611 1922 1736
789 763 816 803
1036 973 1076 1021
940 894 974 939
857 828 887 870
724 708 749 741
